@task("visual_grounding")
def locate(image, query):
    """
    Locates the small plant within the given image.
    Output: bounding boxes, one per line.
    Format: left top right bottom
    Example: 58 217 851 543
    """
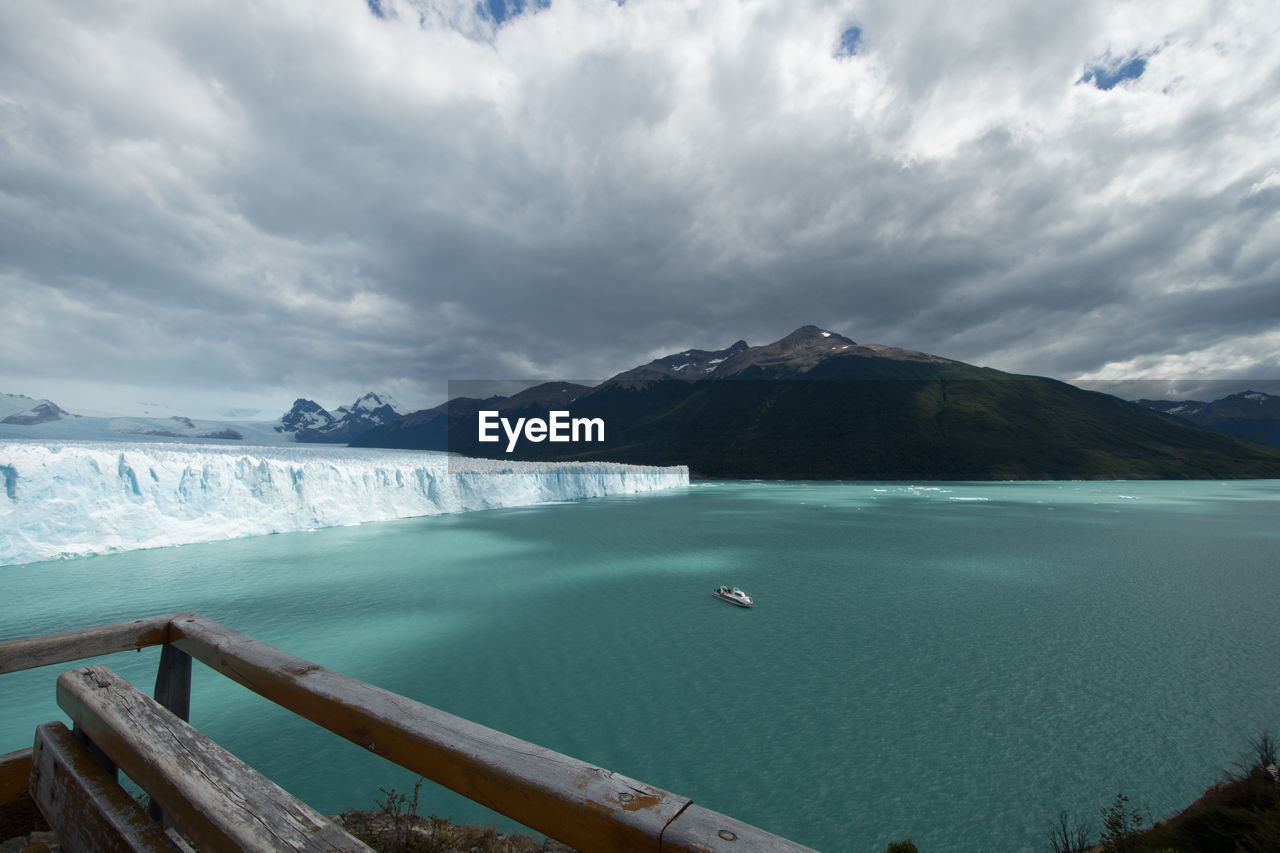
1099 792 1144 853
374 779 423 851
350 778 452 853
885 841 919 853
1046 810 1092 853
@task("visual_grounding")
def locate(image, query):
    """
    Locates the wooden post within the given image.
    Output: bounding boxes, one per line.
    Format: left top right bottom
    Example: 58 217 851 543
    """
153 644 192 722
149 644 192 824
73 723 118 782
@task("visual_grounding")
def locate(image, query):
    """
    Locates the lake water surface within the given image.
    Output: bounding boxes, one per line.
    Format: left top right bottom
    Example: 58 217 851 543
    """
3 479 1278 851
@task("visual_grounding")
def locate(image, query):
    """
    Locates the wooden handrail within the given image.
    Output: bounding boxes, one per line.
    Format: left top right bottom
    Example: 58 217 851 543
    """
0 614 180 675
170 613 691 851
1 613 819 852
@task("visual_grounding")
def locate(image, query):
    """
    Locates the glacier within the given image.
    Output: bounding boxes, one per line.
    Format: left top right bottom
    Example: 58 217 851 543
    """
0 440 689 567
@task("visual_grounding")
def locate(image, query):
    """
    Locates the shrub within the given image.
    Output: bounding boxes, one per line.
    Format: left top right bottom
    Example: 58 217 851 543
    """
1099 793 1144 853
1248 731 1277 773
374 779 425 852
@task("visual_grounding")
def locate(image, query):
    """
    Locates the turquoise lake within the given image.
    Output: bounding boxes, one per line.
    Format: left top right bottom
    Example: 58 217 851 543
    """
2 479 1279 851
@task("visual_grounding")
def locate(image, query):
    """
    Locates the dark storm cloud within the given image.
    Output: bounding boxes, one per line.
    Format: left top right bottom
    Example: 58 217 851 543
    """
1 0 1277 417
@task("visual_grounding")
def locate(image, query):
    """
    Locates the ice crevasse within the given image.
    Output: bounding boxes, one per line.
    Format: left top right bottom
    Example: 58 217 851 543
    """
0 440 689 567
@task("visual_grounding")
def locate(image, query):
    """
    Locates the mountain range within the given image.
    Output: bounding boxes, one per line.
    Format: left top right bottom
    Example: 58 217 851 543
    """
0 392 403 446
275 392 404 443
1136 391 1280 450
352 326 1280 480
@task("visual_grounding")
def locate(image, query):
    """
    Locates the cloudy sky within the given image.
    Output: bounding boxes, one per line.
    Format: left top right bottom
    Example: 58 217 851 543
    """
2 0 1278 418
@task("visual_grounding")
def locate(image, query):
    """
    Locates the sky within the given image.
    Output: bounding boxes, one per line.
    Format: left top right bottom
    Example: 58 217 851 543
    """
2 0 1279 418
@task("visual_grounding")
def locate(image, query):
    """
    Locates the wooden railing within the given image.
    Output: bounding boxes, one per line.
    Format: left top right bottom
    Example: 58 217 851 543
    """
0 612 817 852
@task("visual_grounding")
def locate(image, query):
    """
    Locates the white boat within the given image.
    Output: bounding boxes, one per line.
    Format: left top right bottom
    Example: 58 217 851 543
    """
712 586 754 607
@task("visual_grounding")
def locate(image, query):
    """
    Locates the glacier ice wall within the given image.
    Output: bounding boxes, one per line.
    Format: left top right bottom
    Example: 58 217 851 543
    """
0 440 688 566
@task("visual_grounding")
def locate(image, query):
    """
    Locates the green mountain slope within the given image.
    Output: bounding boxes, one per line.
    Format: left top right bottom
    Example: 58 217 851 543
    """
354 328 1280 480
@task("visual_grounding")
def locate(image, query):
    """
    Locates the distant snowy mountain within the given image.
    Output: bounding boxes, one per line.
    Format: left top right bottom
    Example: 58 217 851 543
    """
1136 390 1280 449
0 392 297 446
277 398 337 435
1 390 408 447
1 393 73 425
334 392 404 434
275 392 405 443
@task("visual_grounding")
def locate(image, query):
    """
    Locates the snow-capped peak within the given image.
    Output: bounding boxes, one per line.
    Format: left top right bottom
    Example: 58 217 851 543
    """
276 392 405 443
355 392 403 413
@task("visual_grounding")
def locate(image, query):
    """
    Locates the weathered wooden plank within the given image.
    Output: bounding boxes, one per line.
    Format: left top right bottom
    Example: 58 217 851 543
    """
0 747 32 805
169 613 689 852
660 804 818 853
29 721 178 853
56 665 373 853
0 614 187 675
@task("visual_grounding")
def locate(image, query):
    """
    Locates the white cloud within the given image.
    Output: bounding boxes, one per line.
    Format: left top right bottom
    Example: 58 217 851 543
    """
1077 328 1280 379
